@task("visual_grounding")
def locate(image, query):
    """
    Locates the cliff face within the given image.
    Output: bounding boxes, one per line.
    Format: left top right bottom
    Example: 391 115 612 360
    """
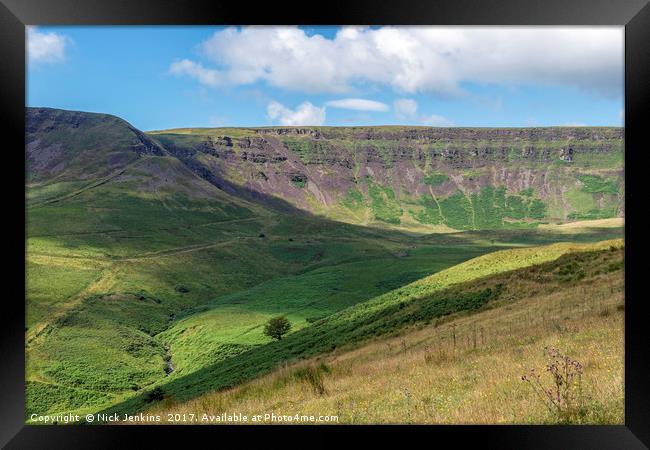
26 108 624 231
151 126 624 230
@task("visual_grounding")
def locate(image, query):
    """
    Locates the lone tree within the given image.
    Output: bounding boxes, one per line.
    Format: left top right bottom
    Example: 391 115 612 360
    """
263 316 291 341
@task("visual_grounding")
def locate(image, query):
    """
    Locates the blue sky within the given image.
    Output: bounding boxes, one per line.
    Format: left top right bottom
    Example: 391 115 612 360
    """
27 26 624 131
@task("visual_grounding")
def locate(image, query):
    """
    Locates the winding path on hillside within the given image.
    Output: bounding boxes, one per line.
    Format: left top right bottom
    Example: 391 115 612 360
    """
27 158 148 208
26 233 263 345
27 216 261 239
119 237 250 261
27 264 120 345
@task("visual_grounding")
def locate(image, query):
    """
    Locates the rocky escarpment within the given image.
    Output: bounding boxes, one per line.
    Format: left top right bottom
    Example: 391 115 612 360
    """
151 125 623 230
25 108 623 231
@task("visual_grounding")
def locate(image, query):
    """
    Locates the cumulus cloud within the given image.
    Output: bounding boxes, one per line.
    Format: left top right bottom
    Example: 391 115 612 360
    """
169 59 222 86
171 26 623 98
325 98 389 112
393 98 451 126
420 114 454 127
27 26 69 64
394 98 418 117
267 101 326 126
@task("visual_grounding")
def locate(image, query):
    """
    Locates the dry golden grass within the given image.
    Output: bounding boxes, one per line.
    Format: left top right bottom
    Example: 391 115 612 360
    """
539 217 624 231
151 260 624 425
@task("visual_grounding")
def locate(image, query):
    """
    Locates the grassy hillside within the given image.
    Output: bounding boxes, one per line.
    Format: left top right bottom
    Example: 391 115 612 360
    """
25 108 625 423
159 229 627 379
27 194 464 417
27 193 622 419
83 238 623 421
26 107 166 205
29 108 624 234
150 241 624 424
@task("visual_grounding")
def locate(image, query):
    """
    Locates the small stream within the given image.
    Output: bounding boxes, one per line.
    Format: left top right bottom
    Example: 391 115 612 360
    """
163 345 174 376
163 315 175 376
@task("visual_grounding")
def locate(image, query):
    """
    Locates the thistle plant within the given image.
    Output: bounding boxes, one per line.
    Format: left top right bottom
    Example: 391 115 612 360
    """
522 346 584 422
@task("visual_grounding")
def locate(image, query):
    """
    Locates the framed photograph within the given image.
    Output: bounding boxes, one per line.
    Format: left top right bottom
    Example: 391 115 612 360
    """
1 0 648 446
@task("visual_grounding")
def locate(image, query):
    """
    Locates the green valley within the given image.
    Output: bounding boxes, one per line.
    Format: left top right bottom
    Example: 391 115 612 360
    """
25 108 624 423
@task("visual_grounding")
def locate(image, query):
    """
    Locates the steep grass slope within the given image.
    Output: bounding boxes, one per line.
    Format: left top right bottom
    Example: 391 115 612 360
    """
27 107 166 205
90 239 622 420
151 241 624 424
28 193 472 417
158 229 626 378
29 208 621 419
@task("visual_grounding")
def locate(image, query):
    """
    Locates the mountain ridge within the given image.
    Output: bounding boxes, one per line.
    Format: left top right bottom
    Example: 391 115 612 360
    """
27 107 624 232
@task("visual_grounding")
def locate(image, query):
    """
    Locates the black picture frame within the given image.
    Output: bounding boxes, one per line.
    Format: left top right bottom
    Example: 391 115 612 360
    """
1 0 648 447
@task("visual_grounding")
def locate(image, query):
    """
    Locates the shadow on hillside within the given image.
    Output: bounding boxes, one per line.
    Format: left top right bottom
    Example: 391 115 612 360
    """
87 272 464 420
88 242 625 421
26 152 626 255
26 114 626 257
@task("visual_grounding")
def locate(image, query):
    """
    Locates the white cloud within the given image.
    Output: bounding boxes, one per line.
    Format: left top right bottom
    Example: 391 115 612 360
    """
420 114 454 127
27 27 69 64
325 98 389 112
172 26 623 98
394 98 451 126
267 101 326 126
169 59 222 86
394 98 418 117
